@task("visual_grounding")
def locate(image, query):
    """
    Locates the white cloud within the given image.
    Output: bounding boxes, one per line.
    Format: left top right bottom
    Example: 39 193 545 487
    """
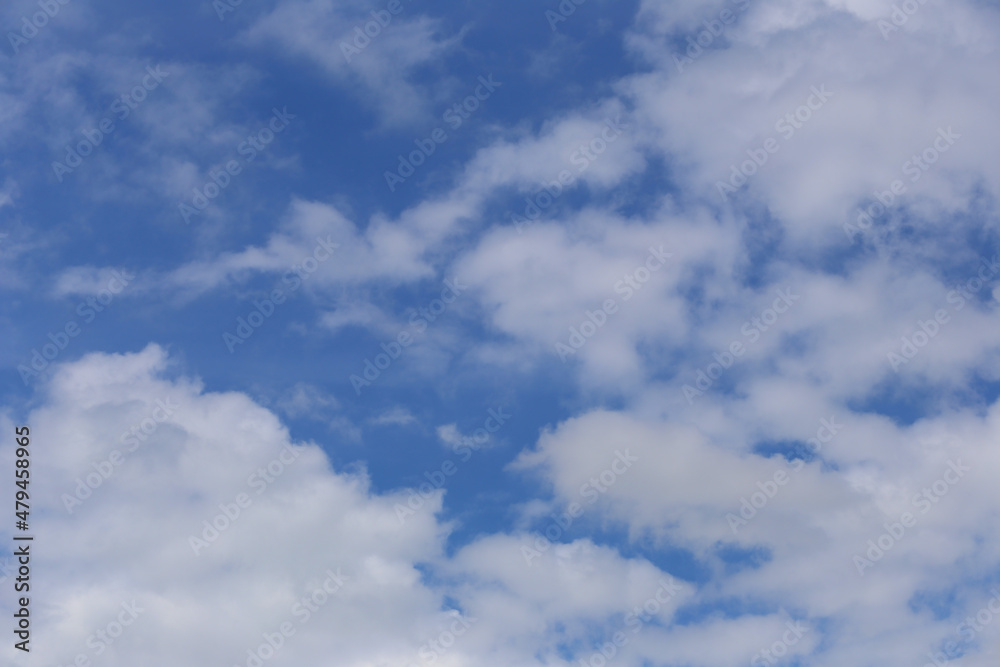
243 0 462 126
10 1 1000 663
513 402 1000 666
372 406 417 426
274 382 341 418
0 346 702 667
623 0 1000 243
50 265 135 298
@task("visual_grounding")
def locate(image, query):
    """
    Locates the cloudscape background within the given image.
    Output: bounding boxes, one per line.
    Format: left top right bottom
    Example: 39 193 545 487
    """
2 0 1000 665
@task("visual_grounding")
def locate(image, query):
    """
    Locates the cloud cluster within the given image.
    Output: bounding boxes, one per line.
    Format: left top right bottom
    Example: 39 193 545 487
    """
6 0 1000 664
0 346 704 667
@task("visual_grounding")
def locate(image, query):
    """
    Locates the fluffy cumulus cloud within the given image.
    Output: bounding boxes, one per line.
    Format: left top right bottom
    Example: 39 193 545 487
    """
514 407 1000 666
7 346 1000 667
623 0 1000 243
1 346 438 664
0 347 695 666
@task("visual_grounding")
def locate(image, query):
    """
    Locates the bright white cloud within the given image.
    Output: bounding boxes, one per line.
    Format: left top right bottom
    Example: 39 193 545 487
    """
0 347 702 667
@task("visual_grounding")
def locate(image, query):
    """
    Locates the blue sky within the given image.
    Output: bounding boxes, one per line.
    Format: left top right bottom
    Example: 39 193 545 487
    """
3 0 1000 666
